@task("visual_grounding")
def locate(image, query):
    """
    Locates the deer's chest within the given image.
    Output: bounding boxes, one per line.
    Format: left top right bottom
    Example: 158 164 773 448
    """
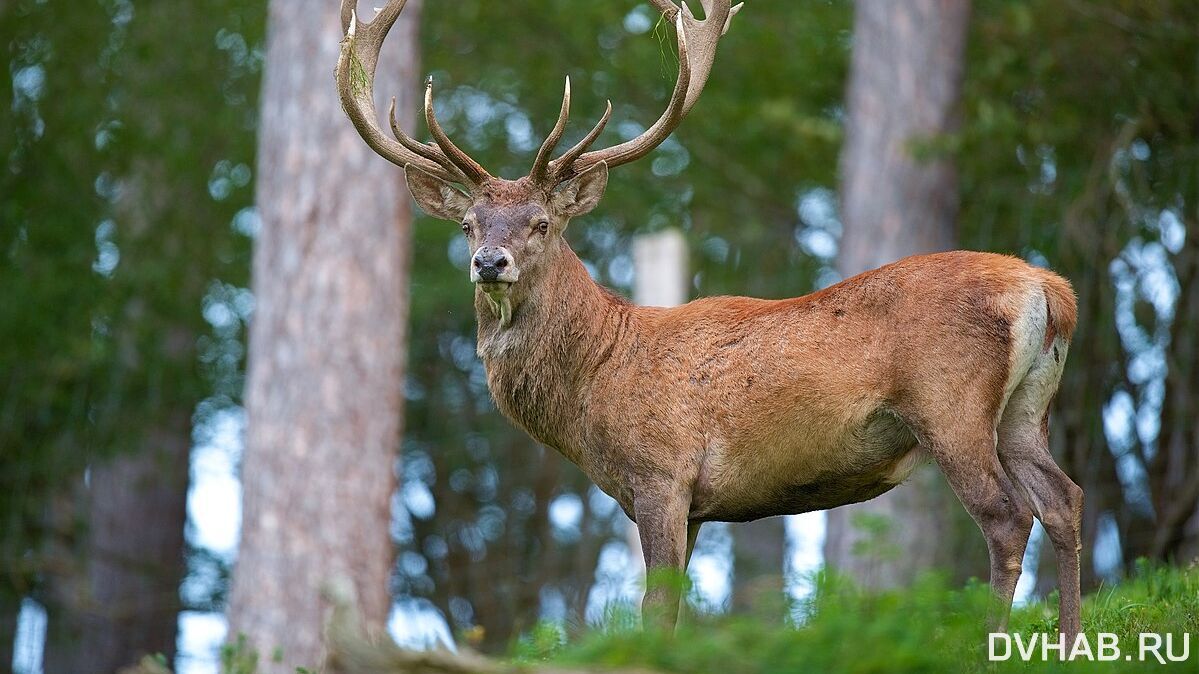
482 359 646 514
481 346 590 456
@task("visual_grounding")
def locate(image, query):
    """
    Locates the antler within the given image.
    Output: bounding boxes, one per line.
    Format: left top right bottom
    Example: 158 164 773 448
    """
336 0 491 186
533 0 742 185
337 0 738 191
648 1 742 115
422 77 492 184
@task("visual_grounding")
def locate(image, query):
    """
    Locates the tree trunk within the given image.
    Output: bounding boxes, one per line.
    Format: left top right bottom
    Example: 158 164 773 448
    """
226 1 419 671
43 422 190 674
823 0 976 589
1 598 16 674
731 517 786 614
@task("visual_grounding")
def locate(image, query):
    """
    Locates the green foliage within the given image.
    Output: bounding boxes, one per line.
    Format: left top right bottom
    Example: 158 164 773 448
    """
541 564 1199 673
1080 560 1199 640
0 0 263 609
191 634 315 674
121 567 1199 673
219 634 258 674
514 621 570 662
960 0 1198 256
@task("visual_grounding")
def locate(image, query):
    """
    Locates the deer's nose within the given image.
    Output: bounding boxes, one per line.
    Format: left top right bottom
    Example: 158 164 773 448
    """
472 246 511 282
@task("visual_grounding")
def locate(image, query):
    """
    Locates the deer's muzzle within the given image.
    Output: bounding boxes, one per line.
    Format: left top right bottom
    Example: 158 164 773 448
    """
471 246 519 285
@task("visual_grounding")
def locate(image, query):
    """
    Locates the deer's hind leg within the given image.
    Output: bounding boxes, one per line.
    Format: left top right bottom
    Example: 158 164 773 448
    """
900 397 1034 632
995 342 1082 640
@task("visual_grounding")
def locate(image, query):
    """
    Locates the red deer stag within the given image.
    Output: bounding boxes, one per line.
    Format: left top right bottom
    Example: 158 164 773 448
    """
336 0 1082 638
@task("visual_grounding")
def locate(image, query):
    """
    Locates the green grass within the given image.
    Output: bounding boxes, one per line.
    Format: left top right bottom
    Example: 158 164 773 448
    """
132 563 1198 673
519 562 1199 673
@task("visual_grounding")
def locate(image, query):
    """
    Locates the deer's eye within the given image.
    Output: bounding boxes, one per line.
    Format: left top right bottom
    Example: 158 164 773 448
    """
461 222 470 234
536 220 550 235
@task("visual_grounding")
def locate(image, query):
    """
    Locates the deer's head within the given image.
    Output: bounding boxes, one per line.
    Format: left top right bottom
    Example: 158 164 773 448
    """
336 0 740 326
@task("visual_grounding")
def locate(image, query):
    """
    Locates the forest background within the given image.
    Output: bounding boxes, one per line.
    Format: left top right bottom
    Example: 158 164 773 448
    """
2 1 1196 672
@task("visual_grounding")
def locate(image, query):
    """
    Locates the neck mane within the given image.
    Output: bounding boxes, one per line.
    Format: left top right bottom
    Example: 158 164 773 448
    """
474 245 632 455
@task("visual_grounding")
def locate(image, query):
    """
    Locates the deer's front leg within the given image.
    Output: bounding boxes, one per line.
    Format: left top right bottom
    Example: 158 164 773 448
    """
634 487 690 631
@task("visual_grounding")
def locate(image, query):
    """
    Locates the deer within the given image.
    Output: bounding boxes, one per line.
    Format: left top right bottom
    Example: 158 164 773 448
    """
336 0 1083 639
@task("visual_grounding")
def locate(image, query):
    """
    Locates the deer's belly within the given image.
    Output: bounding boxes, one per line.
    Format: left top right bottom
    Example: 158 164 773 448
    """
689 406 923 522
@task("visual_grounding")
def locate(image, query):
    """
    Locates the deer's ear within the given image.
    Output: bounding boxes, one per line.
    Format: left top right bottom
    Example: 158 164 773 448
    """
405 166 472 221
551 161 608 218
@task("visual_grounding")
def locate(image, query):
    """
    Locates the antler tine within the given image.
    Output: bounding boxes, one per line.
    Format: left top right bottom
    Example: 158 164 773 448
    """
546 100 613 181
424 77 493 185
676 1 742 116
559 1 739 179
339 0 356 33
388 97 458 167
529 77 573 185
336 0 463 182
647 1 741 115
567 12 692 174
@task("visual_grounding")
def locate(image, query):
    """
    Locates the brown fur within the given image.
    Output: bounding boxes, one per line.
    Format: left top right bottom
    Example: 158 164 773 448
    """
465 233 1081 635
476 250 1072 518
401 162 1084 638
1036 266 1078 347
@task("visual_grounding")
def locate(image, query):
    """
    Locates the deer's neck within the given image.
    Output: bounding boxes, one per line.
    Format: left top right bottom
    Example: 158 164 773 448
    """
475 247 632 454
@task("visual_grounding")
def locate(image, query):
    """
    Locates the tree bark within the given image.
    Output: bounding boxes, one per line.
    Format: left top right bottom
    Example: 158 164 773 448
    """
731 517 786 614
43 422 190 674
1 597 17 674
226 1 419 671
823 0 975 589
